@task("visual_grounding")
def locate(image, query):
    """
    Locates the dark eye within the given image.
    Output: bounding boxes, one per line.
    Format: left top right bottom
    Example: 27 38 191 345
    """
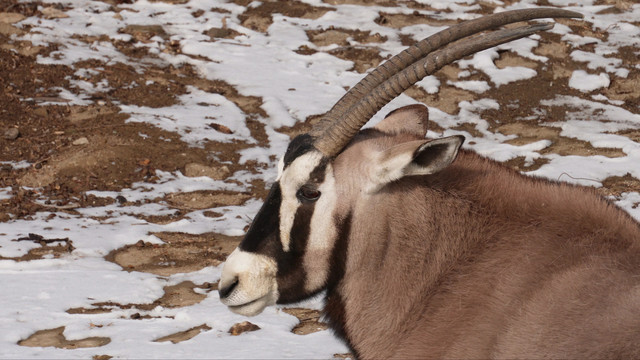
297 185 321 202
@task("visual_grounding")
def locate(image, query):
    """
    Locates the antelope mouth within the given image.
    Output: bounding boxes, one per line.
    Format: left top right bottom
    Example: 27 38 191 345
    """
226 294 272 316
218 248 279 316
228 296 261 310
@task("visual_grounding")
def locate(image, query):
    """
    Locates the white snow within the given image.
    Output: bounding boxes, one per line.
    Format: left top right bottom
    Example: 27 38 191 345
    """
416 75 441 94
571 50 628 78
568 70 610 92
448 80 491 93
0 187 11 201
458 49 538 86
122 87 253 147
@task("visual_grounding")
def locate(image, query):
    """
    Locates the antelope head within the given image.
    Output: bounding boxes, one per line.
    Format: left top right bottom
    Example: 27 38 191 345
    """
218 8 582 317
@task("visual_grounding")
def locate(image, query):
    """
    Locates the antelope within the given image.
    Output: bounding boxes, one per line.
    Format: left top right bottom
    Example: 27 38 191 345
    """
218 8 640 359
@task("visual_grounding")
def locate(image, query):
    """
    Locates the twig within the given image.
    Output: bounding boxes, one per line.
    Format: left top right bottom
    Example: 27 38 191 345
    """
557 172 600 184
14 233 71 244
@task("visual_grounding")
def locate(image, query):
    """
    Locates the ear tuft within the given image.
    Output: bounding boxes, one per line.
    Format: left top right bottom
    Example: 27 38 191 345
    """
411 135 465 175
371 135 464 190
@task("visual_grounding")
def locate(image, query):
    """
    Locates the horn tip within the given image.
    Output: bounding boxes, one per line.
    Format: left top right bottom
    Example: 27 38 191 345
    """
539 8 584 19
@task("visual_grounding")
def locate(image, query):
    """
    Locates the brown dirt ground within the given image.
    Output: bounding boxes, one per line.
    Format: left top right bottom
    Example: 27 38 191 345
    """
2 0 639 355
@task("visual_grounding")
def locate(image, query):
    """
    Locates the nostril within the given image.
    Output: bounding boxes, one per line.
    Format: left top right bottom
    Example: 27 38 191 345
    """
218 278 239 299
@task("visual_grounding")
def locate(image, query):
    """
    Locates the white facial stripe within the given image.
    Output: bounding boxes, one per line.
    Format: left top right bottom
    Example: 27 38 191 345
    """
279 151 325 252
219 248 278 316
279 199 300 252
304 164 338 292
276 155 285 181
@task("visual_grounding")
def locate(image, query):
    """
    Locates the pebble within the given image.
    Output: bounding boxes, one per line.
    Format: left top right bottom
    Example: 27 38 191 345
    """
3 128 19 140
41 7 69 19
72 137 89 146
184 163 230 180
228 321 260 336
0 12 26 24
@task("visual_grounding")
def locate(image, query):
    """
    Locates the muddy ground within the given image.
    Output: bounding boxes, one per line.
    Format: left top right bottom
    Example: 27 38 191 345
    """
0 0 639 357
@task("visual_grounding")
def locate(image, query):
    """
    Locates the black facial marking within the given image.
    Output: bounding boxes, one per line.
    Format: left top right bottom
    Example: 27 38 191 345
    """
276 160 330 303
240 142 327 257
241 141 333 304
276 203 315 304
283 134 315 169
308 158 329 183
239 184 282 255
323 212 357 356
325 212 351 294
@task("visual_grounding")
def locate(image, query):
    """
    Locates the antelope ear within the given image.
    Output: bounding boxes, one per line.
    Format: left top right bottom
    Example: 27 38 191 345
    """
372 135 465 186
374 104 429 137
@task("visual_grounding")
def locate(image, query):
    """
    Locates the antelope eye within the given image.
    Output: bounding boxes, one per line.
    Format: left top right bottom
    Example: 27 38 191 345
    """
297 185 321 202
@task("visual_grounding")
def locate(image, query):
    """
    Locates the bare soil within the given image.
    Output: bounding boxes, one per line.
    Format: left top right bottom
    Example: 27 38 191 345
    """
18 326 111 349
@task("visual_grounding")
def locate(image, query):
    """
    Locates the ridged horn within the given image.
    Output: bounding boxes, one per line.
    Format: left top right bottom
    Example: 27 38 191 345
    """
311 8 582 157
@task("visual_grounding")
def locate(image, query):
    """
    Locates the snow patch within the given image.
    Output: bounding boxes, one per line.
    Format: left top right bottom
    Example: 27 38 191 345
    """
568 70 610 93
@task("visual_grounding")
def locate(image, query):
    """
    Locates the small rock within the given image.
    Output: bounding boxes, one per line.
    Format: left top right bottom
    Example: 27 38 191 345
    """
204 27 241 39
166 191 249 210
0 22 23 36
208 123 233 134
228 321 260 336
115 195 127 204
41 7 69 19
21 45 43 57
184 163 230 180
3 128 19 140
72 137 89 146
93 355 113 360
203 210 224 218
122 24 168 42
0 12 26 24
33 107 48 117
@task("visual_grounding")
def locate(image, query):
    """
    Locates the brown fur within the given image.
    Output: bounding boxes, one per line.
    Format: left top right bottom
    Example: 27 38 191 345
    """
327 105 640 359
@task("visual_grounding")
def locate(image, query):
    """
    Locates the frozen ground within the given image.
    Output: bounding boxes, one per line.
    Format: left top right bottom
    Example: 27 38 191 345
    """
0 0 639 358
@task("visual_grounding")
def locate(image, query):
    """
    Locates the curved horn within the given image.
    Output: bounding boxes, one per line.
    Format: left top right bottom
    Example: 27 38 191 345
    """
312 8 582 156
315 8 581 128
314 22 558 156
